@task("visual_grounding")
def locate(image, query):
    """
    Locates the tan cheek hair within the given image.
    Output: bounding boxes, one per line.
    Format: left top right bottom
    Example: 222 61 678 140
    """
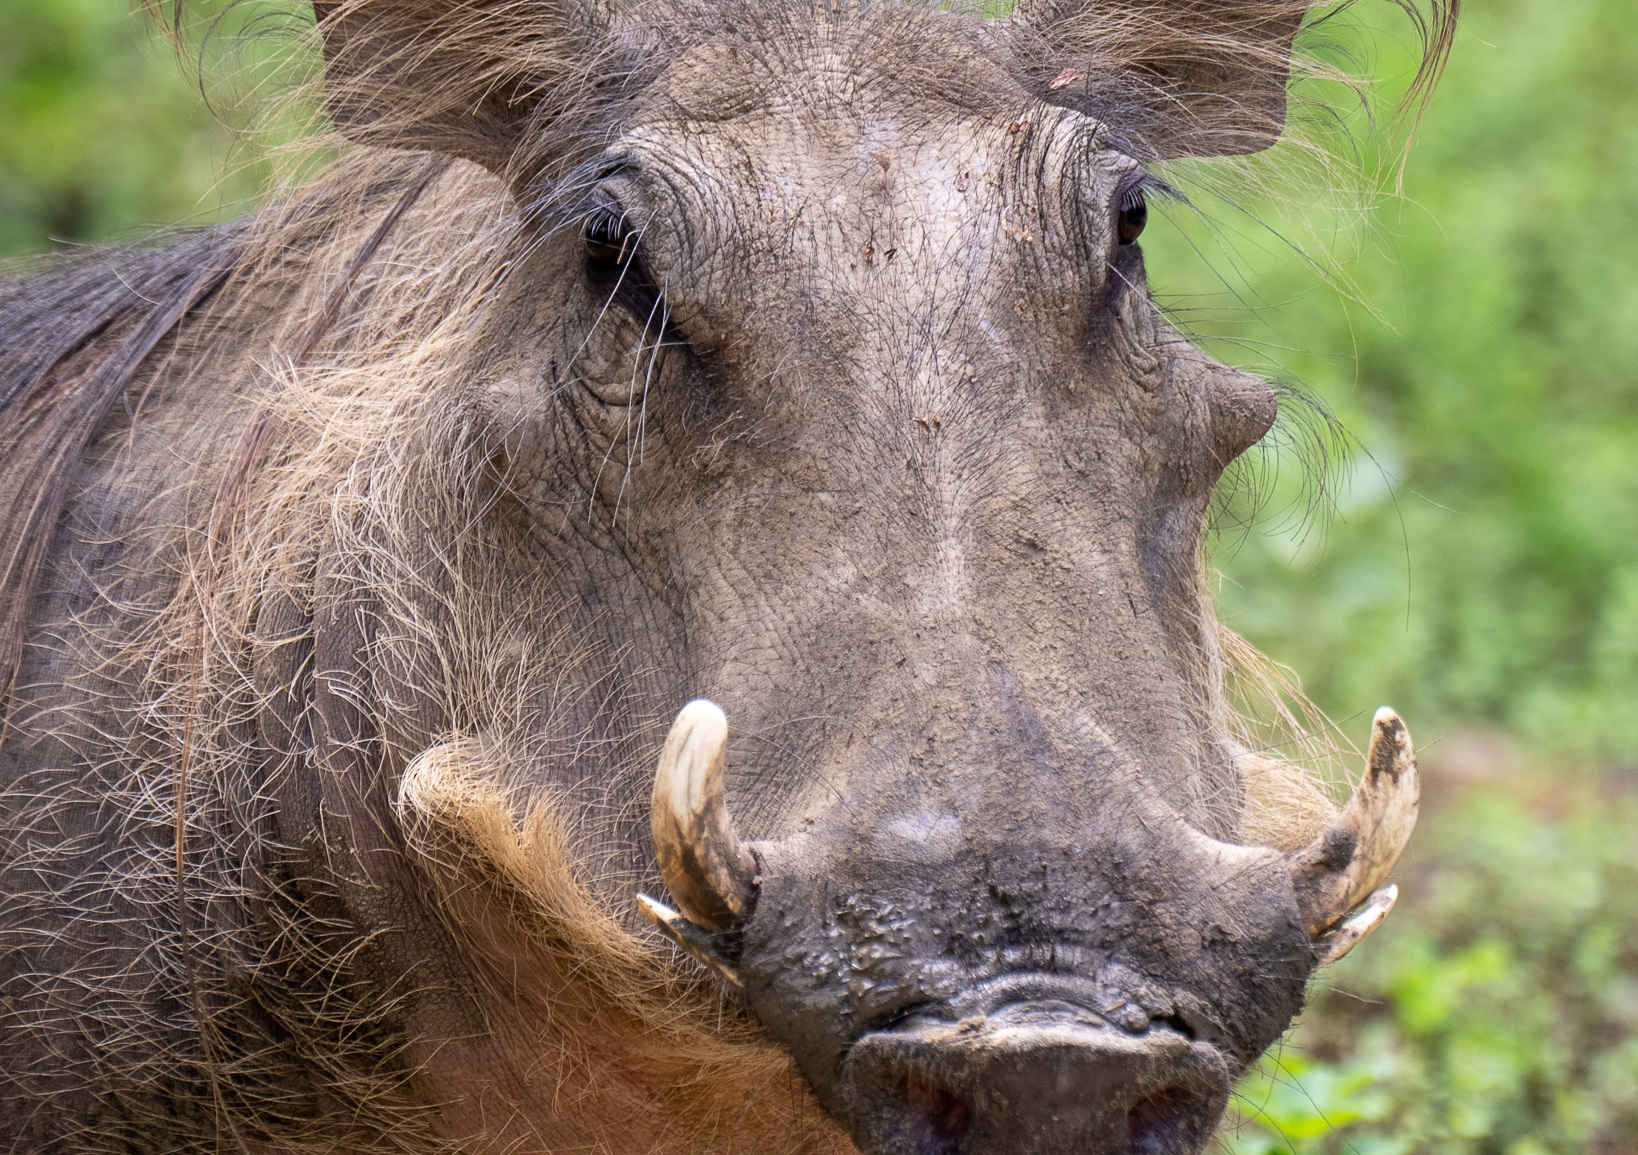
1236 750 1339 852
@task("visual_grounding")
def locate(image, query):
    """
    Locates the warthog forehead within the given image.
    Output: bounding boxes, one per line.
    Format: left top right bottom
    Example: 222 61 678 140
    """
637 8 1022 123
616 102 1134 308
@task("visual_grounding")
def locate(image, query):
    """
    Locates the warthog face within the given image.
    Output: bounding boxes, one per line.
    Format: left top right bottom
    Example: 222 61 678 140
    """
571 33 1310 1145
307 0 1431 1148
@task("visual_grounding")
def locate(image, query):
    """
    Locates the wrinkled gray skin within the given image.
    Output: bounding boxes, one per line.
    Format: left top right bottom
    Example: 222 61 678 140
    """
0 6 1324 1154
554 27 1307 1149
480 14 1307 1146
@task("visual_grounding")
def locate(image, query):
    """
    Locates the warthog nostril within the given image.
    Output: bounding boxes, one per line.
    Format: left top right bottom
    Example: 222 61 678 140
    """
1126 1086 1201 1153
905 1074 972 1149
841 999 1230 1155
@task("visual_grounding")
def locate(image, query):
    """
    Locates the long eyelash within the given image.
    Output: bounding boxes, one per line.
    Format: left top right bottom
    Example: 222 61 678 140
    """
580 202 632 238
1122 172 1184 211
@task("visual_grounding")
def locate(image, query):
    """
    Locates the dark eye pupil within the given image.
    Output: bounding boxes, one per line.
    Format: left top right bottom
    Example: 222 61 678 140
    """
584 219 636 266
1118 195 1147 245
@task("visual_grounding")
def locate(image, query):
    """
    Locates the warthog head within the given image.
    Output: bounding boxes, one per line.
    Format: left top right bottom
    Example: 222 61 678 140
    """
305 0 1440 1149
0 1 1445 1152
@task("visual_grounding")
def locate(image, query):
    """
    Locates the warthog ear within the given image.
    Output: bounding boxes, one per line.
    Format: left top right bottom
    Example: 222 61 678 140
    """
310 0 609 175
1007 0 1455 158
1006 0 1308 157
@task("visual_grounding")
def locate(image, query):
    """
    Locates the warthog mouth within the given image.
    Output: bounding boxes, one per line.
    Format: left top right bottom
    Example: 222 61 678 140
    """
840 974 1229 1155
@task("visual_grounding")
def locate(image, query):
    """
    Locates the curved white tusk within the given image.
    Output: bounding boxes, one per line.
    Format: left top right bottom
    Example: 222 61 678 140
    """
637 893 742 986
1291 707 1419 939
650 699 759 934
1312 885 1398 966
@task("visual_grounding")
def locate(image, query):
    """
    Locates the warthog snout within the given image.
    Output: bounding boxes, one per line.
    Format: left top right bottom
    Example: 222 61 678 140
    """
642 701 1420 1153
842 977 1227 1155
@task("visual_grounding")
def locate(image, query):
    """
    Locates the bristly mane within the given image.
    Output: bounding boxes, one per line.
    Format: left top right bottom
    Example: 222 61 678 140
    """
0 233 242 719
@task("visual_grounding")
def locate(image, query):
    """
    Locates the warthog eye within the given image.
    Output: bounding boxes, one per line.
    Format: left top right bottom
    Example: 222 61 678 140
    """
578 199 673 341
583 212 638 267
1117 189 1148 245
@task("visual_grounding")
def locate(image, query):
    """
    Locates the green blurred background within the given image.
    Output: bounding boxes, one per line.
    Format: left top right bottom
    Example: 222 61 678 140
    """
2 0 1634 1150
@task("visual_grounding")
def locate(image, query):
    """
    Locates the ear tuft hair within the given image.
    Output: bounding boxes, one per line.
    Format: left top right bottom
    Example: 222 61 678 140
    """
1008 0 1458 158
311 0 615 178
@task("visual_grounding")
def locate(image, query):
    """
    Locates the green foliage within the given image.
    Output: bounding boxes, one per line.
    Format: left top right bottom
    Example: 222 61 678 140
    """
1145 0 1638 766
1141 0 1638 1140
0 0 307 258
1222 782 1638 1153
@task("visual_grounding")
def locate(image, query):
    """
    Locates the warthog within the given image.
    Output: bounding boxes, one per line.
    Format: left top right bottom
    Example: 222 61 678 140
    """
0 0 1450 1151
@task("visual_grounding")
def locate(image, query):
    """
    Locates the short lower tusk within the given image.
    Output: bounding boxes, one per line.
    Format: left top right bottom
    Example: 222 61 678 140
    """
1291 707 1419 940
637 893 742 986
650 700 759 933
1312 885 1398 966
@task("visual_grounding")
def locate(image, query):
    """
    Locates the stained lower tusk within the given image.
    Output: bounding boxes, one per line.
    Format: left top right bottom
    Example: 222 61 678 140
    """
650 699 759 933
637 893 742 986
1291 706 1419 939
1312 884 1398 966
